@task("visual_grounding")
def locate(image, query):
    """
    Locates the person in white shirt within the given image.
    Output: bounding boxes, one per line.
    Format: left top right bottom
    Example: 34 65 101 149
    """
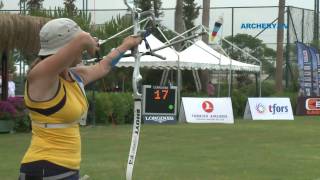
8 73 15 97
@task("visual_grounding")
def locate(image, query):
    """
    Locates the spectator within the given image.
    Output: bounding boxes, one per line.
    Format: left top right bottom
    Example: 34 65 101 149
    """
207 81 215 97
8 73 15 97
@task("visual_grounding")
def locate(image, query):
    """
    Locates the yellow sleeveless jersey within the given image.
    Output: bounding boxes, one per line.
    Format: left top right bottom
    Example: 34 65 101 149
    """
21 76 88 170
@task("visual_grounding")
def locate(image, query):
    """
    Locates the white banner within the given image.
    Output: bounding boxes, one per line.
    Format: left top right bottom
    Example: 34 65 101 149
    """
244 98 294 120
179 97 234 124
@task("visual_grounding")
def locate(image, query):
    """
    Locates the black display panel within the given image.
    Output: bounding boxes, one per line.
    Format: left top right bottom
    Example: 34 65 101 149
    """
143 85 177 115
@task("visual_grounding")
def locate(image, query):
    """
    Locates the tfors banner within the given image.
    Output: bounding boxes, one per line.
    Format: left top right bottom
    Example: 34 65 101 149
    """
244 98 294 120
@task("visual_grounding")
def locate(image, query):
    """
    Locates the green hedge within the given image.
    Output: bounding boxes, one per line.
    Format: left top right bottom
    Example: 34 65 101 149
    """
180 81 297 118
87 82 299 124
271 91 298 115
87 92 133 125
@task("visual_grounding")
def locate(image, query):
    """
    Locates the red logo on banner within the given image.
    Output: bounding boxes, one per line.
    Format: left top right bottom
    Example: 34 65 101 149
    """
306 98 320 110
202 101 214 113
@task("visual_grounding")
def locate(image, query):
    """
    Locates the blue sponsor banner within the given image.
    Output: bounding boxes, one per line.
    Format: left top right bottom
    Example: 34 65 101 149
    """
309 46 320 96
296 42 313 96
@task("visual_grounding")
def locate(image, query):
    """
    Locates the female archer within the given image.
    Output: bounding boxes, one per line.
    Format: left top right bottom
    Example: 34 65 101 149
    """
19 18 141 180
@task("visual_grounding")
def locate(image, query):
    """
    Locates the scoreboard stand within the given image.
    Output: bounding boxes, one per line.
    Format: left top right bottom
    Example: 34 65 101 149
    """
142 85 177 124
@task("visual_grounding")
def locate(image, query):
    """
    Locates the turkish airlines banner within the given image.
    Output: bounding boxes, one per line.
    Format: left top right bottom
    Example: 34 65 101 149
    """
244 98 294 120
179 97 234 124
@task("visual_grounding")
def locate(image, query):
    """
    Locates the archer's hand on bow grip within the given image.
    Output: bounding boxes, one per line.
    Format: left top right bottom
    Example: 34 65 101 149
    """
95 49 102 62
122 35 143 51
93 37 102 62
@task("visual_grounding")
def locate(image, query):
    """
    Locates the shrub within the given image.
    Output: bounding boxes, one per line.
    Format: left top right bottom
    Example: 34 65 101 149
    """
121 93 134 124
109 93 134 124
231 89 248 118
88 86 297 123
0 100 17 120
0 96 30 132
8 96 30 132
14 114 31 132
261 80 277 97
88 92 134 125
272 91 298 115
92 92 113 125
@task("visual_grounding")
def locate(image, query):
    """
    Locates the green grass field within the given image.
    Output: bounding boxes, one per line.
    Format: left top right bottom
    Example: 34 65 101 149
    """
1 116 320 180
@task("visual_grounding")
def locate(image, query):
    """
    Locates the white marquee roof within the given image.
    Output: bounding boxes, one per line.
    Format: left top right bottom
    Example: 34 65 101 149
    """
179 40 260 72
116 34 260 72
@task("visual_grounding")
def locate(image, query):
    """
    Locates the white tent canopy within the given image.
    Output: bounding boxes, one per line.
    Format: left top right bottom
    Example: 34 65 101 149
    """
116 34 260 73
117 34 179 69
180 40 260 72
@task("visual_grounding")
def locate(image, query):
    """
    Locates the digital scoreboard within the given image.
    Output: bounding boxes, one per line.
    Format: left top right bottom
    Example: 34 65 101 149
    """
142 85 177 124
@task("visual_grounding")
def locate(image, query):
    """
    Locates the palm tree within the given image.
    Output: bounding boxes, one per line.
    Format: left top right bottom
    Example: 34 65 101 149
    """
174 0 185 107
64 0 77 16
202 0 210 43
175 0 185 34
26 0 44 11
275 0 285 92
0 1 4 9
200 0 210 92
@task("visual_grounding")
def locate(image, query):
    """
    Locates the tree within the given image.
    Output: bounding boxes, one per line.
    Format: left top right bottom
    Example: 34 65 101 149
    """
0 52 17 74
135 0 166 42
223 33 276 86
200 0 210 92
18 0 44 14
175 0 185 34
0 1 4 10
275 0 285 92
136 0 163 18
181 0 204 91
25 0 44 12
64 0 77 17
183 0 200 31
202 0 210 43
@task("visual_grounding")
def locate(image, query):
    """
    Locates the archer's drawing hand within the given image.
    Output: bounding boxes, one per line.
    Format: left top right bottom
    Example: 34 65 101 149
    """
80 32 100 57
121 36 142 51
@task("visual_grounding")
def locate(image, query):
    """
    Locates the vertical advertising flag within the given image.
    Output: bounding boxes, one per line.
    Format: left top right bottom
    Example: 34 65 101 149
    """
309 46 320 96
209 16 223 44
296 42 312 96
318 50 320 96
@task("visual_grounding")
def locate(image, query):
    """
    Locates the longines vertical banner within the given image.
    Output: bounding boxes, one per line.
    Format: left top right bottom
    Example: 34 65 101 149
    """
318 48 320 95
309 46 320 96
296 42 320 115
296 42 312 96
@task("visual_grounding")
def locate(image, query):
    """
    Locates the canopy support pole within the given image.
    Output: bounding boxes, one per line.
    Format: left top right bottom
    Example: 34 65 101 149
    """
192 70 202 92
160 70 169 86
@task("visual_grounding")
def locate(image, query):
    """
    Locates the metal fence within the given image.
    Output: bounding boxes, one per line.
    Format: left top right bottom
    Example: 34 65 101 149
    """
1 5 315 45
1 5 317 90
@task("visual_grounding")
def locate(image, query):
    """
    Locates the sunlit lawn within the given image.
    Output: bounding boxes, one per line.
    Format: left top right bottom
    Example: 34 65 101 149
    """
1 116 320 180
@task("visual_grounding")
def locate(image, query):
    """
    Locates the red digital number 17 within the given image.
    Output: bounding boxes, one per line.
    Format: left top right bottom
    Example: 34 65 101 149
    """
154 89 169 100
